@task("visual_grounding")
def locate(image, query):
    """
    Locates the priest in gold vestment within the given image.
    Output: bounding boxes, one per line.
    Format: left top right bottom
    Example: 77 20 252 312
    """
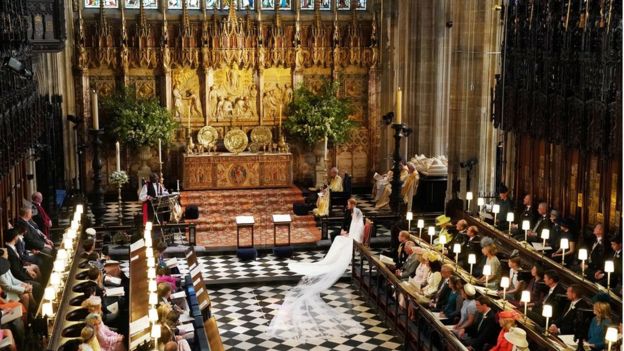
313 167 344 217
375 163 417 210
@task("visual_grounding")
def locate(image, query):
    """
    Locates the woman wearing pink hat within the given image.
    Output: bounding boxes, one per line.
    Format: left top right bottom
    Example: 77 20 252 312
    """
489 310 521 351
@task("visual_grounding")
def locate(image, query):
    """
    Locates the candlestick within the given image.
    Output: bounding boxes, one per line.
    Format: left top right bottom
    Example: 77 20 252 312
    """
560 238 569 265
605 260 614 291
466 192 473 212
483 264 492 290
417 219 424 237
158 139 162 164
521 290 531 319
468 254 476 282
115 141 121 171
541 229 550 253
578 248 588 279
91 90 99 130
542 305 552 336
439 234 447 253
477 197 485 213
522 220 530 242
428 226 435 246
406 211 413 231
453 244 461 266
606 327 618 351
492 204 500 224
501 277 510 301
396 87 402 124
506 212 514 235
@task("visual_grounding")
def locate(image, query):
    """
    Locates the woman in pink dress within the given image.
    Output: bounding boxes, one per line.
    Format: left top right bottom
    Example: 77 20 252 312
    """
85 313 126 351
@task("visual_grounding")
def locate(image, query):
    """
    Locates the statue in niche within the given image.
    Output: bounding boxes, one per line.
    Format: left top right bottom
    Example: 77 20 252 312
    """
263 89 280 118
215 96 225 121
283 83 293 105
227 70 240 91
233 98 246 119
208 86 218 116
185 90 203 118
172 84 184 121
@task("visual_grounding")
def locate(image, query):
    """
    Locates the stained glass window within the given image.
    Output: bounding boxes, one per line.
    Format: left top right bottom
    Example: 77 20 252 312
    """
168 0 200 9
84 0 119 8
125 0 158 9
260 0 291 10
337 0 366 10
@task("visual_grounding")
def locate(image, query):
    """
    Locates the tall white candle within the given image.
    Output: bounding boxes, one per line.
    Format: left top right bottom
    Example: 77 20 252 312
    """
91 90 99 130
396 87 402 124
158 139 162 164
115 142 121 171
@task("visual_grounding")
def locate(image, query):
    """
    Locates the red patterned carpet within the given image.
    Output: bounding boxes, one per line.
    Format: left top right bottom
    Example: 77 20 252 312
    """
179 187 321 248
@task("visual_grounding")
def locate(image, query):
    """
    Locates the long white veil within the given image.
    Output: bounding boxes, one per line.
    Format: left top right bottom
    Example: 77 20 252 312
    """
266 208 365 343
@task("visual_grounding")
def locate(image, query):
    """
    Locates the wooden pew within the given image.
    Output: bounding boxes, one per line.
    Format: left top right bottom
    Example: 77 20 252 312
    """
463 214 623 308
129 243 150 350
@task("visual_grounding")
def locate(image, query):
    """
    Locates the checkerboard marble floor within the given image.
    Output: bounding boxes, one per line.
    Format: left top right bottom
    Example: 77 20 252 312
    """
208 282 403 351
171 249 378 284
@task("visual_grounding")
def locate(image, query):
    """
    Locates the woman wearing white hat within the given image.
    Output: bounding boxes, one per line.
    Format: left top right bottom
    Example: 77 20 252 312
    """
503 327 530 351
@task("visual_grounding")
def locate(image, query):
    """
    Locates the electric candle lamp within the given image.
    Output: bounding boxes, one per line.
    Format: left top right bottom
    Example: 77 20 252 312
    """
560 238 569 264
149 308 158 322
540 229 550 253
406 212 413 231
506 212 514 234
148 268 156 279
477 197 485 213
483 264 492 289
76 204 84 214
50 272 61 287
428 226 435 245
578 248 588 278
149 280 157 292
42 302 54 318
149 293 158 305
468 254 476 278
605 260 615 291
151 323 161 338
500 277 510 301
44 287 56 301
53 260 64 273
492 204 500 224
146 248 154 258
522 220 530 242
417 219 425 236
147 257 156 268
57 249 67 261
466 192 473 212
520 290 531 316
144 229 152 240
453 244 461 265
606 327 618 351
145 236 153 248
145 221 153 231
542 305 552 335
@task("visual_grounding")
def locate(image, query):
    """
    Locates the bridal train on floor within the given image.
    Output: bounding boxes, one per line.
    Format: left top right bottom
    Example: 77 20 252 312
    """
266 207 366 343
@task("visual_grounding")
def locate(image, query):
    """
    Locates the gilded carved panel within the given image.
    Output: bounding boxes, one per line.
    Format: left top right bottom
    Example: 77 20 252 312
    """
89 77 116 97
340 72 368 122
172 68 204 127
128 76 157 99
262 67 293 121
211 67 257 123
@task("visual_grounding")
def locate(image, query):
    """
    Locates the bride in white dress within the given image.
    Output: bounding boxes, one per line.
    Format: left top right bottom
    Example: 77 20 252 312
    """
267 198 366 343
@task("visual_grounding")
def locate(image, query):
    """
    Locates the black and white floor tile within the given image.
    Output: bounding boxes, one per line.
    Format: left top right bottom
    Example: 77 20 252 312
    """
208 282 403 351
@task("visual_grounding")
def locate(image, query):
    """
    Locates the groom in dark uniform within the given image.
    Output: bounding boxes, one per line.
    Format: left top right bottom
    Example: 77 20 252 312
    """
331 198 356 242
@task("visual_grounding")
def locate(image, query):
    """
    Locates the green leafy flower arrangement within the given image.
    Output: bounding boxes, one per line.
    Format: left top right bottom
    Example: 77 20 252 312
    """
283 80 356 146
109 170 129 185
102 87 179 149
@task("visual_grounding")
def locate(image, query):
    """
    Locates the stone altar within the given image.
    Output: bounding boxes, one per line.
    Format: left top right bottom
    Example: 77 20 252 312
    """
183 153 293 190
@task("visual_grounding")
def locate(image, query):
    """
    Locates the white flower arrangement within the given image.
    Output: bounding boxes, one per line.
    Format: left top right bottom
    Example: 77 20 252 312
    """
109 170 129 185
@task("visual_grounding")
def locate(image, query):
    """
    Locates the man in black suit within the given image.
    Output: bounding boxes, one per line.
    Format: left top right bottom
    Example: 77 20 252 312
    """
548 284 591 336
15 207 54 255
331 198 355 242
586 224 609 277
518 194 538 227
495 185 513 230
532 270 565 323
595 235 622 291
3 229 42 301
459 226 482 270
515 202 550 242
462 296 500 350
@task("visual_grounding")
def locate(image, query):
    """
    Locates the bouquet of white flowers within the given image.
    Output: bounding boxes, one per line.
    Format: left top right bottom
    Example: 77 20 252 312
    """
109 170 129 185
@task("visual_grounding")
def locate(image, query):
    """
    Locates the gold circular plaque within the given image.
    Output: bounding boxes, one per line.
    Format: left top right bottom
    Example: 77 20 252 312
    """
250 126 273 147
197 126 219 147
224 128 249 154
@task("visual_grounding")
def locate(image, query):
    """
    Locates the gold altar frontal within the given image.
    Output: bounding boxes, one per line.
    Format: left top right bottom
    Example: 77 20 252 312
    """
183 152 293 190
